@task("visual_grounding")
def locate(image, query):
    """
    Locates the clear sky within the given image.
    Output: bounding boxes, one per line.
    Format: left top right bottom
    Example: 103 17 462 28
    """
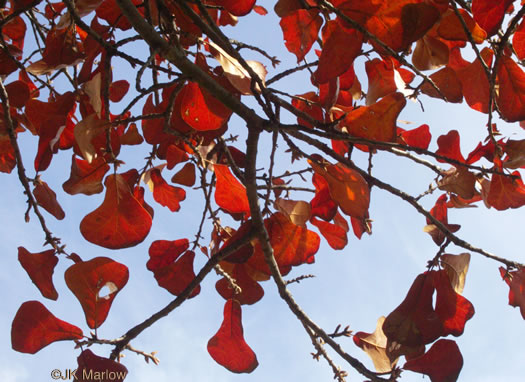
2 2 525 382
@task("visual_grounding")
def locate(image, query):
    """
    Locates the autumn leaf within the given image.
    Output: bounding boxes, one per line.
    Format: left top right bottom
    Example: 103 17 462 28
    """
216 264 264 305
437 167 478 200
62 156 110 195
274 198 311 227
496 55 525 122
280 9 323 63
65 257 129 329
207 299 258 373
75 349 128 382
486 167 525 210
383 272 443 347
403 339 463 382
148 168 186 212
500 267 525 319
247 212 320 276
33 180 65 220
472 0 514 37
171 162 196 187
354 316 397 373
214 164 251 217
424 194 461 245
421 66 463 103
456 47 493 113
310 172 338 221
310 216 348 250
397 124 432 149
80 173 153 249
412 35 449 71
365 58 414 105
310 161 370 220
441 253 471 294
18 247 59 300
147 239 200 298
11 301 83 354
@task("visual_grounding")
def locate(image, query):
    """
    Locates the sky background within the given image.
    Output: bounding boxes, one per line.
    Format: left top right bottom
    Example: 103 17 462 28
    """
2 1 525 381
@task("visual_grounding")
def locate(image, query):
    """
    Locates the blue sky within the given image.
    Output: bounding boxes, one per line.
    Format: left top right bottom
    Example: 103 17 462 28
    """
2 1 525 381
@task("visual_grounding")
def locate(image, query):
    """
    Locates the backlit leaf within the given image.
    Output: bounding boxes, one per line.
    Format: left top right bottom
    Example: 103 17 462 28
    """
149 168 186 212
472 0 514 37
18 247 59 300
62 156 110 195
486 167 525 210
80 173 153 249
440 253 471 294
214 164 251 217
500 267 525 319
496 55 525 122
310 216 348 250
274 198 311 227
216 264 264 305
171 162 196 187
354 316 397 373
65 257 129 329
280 9 323 63
33 180 65 220
437 9 486 43
207 299 258 373
11 301 83 354
147 239 200 298
75 349 128 382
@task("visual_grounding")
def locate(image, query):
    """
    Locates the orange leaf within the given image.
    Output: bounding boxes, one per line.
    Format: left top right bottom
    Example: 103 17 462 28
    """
207 299 258 373
11 301 83 354
214 164 251 217
437 9 486 43
421 66 463 103
403 339 463 382
65 257 129 329
436 130 465 163
171 162 196 187
274 198 311 227
310 161 370 220
365 58 414 105
248 212 320 276
341 92 406 143
456 47 493 113
149 168 186 212
33 180 65 220
80 173 153 249
310 216 348 250
18 247 59 300
310 172 338 221
147 239 200 298
397 124 432 149
412 35 449 71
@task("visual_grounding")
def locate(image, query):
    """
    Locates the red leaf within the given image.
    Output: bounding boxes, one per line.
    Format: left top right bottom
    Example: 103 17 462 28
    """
472 0 514 37
214 164 251 217
207 299 258 373
18 247 59 300
80 173 153 249
220 221 255 264
180 82 232 131
11 301 83 354
13 0 42 11
6 80 30 108
310 161 370 220
280 9 323 62
215 0 255 16
171 162 196 187
436 130 465 163
365 58 414 105
149 168 186 212
425 194 461 245
403 339 463 382
310 172 338 221
75 349 128 382
313 20 363 84
33 180 65 220
434 270 475 337
216 264 264 305
513 19 525 61
62 156 110 195
397 124 431 150
310 216 348 250
497 55 525 122
0 136 16 173
65 257 129 329
247 212 320 276
500 267 525 319
437 9 486 43
383 272 443 347
166 144 190 169
147 239 200 298
486 167 525 210
456 47 493 113
421 67 463 103
96 0 142 30
291 92 324 128
109 80 130 102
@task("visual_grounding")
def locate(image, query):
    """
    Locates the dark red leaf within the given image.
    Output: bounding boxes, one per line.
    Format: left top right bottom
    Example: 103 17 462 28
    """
216 264 264 305
215 0 256 16
500 267 525 319
18 247 59 300
403 339 463 382
65 257 129 329
33 180 65 220
109 80 130 102
75 349 128 382
11 301 83 354
62 156 110 195
207 300 258 373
